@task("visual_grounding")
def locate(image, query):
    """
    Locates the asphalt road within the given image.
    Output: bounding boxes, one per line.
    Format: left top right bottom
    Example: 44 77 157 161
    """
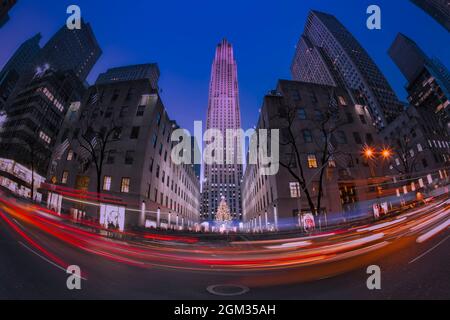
0 208 448 300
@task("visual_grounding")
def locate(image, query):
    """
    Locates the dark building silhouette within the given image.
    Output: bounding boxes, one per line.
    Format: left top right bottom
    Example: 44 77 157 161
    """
0 33 42 109
0 0 17 28
411 0 450 32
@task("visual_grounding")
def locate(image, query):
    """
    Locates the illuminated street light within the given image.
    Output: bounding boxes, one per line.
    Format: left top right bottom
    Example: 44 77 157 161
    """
381 148 392 160
363 146 375 159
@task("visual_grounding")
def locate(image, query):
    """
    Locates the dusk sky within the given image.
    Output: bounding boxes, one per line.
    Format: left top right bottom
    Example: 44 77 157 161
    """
1 0 449 132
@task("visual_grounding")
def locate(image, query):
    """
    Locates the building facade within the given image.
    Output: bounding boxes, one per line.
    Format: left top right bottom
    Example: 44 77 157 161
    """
411 0 450 32
47 65 200 231
291 10 403 129
0 69 85 199
242 80 385 231
96 64 160 90
0 33 42 109
380 104 450 177
389 33 450 131
202 39 243 221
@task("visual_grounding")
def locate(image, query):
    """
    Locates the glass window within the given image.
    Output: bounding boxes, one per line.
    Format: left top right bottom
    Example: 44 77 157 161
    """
103 176 112 191
307 154 318 168
303 129 313 143
136 105 145 117
67 150 74 161
297 108 307 120
130 126 140 139
61 171 69 184
289 182 301 198
120 178 130 193
125 151 135 165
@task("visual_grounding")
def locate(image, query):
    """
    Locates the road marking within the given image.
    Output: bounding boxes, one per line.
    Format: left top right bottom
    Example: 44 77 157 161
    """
409 235 449 264
18 241 87 281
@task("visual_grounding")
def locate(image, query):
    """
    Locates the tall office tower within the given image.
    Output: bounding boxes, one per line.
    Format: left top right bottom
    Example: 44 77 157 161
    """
0 0 17 28
291 10 403 129
96 64 160 90
33 20 102 82
202 39 243 221
411 0 450 32
0 69 86 200
0 33 42 108
389 33 450 129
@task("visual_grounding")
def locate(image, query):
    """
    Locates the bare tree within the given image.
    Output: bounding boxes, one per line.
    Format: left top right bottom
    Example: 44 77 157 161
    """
275 89 349 216
389 128 423 177
75 115 121 195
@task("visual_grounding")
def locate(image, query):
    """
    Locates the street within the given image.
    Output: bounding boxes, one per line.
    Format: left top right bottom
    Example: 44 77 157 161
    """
0 196 449 300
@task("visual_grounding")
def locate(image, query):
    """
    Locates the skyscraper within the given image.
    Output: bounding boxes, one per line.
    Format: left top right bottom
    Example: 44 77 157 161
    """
202 39 243 221
0 0 17 28
291 10 403 129
389 33 450 129
32 20 102 82
0 33 42 108
411 0 450 32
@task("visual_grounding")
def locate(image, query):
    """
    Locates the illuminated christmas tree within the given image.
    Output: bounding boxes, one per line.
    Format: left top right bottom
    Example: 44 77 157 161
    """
215 196 232 224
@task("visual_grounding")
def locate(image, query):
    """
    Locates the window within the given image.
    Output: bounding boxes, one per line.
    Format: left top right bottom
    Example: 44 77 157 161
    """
353 132 363 145
289 182 301 198
105 107 113 118
111 89 120 102
338 96 347 106
149 157 154 172
152 133 158 148
130 126 140 139
107 150 116 164
303 129 313 143
39 131 51 144
307 154 318 168
67 150 74 161
136 105 145 117
125 151 135 165
159 143 163 155
120 178 130 193
314 110 323 121
346 112 354 123
365 133 374 145
336 131 347 144
113 127 122 140
119 106 129 118
61 171 69 184
359 114 367 124
297 108 306 120
156 165 160 178
103 176 112 191
156 113 162 126
417 143 423 152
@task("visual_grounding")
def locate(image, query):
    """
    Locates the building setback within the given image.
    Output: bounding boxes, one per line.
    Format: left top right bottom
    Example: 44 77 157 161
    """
47 65 200 231
242 80 385 231
291 10 403 129
202 39 243 221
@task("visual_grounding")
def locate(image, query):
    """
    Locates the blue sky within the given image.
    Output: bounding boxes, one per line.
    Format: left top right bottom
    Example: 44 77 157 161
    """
1 0 449 132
